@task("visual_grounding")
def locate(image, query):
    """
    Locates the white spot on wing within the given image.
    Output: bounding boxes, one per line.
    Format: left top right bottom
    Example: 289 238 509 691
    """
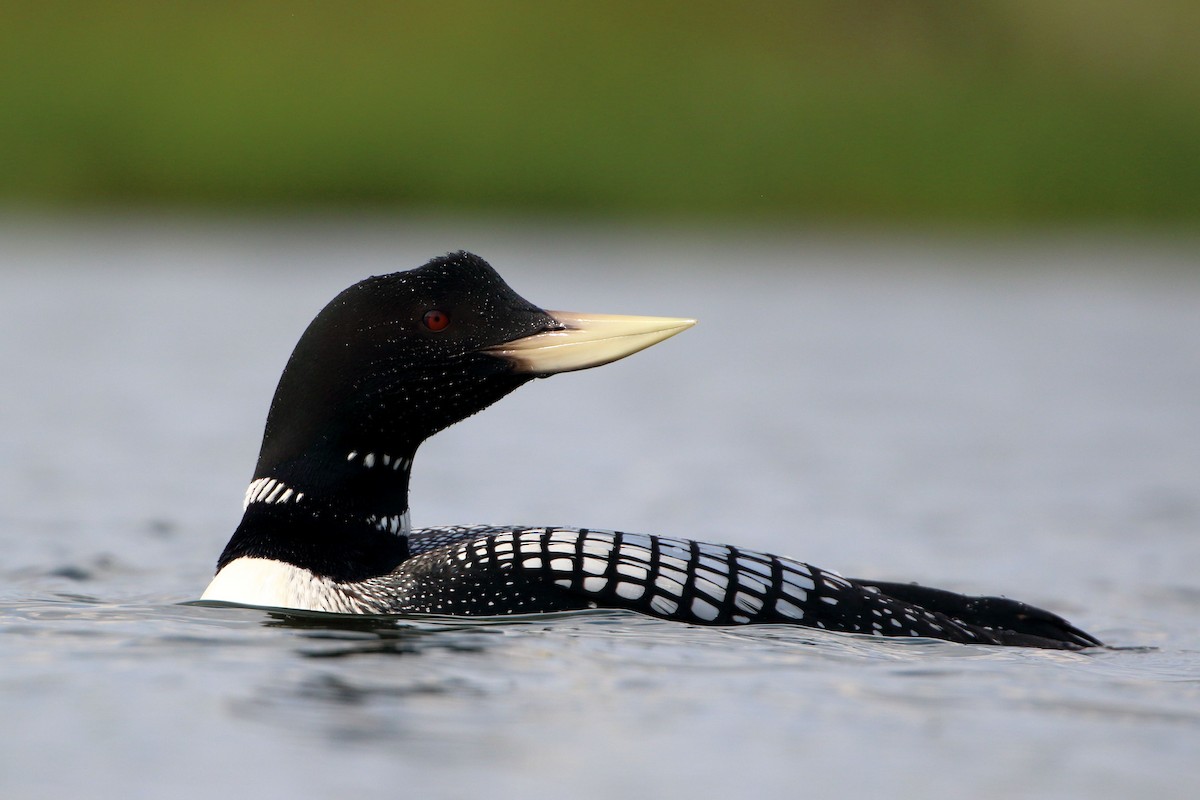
694 575 728 601
650 595 678 615
616 563 648 580
781 582 808 603
737 557 772 578
655 567 687 586
617 545 652 564
658 555 689 571
654 576 684 597
734 592 763 614
581 540 614 558
781 569 816 592
735 573 769 594
691 598 719 621
615 582 644 600
775 599 805 619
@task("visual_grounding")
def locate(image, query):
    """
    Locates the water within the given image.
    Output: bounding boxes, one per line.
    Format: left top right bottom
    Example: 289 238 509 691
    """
2 217 1199 799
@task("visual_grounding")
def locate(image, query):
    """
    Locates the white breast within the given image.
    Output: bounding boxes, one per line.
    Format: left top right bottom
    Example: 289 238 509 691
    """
200 557 365 613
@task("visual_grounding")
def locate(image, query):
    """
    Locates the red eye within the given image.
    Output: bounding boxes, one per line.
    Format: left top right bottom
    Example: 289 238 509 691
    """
422 309 450 332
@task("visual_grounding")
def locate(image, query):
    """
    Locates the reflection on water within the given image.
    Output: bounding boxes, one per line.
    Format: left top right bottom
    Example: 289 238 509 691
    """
265 609 518 659
2 219 1199 799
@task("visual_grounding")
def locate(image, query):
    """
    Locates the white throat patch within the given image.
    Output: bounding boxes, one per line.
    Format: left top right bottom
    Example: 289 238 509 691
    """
243 477 304 510
366 511 411 536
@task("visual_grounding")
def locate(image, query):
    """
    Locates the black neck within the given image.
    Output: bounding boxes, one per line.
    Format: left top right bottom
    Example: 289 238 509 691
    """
217 500 410 582
216 443 418 580
256 441 417 522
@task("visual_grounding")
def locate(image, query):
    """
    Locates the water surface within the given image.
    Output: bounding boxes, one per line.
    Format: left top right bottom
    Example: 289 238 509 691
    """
2 218 1198 799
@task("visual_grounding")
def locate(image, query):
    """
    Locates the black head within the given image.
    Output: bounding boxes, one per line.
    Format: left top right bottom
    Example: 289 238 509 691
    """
256 252 557 496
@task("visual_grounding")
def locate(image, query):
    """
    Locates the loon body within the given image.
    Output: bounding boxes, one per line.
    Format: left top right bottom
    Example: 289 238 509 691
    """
203 252 1101 650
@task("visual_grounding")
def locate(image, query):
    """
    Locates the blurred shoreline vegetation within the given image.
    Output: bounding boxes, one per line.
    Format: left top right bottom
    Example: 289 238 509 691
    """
1 1 1197 225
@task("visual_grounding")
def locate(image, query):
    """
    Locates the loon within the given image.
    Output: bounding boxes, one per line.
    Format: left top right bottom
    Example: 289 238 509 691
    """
202 251 1101 650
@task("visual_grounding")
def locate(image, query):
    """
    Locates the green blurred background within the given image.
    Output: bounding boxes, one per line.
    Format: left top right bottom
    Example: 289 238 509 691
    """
2 0 1197 225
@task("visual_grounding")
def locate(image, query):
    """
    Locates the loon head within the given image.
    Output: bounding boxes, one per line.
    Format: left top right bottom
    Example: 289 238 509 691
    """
218 251 693 579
